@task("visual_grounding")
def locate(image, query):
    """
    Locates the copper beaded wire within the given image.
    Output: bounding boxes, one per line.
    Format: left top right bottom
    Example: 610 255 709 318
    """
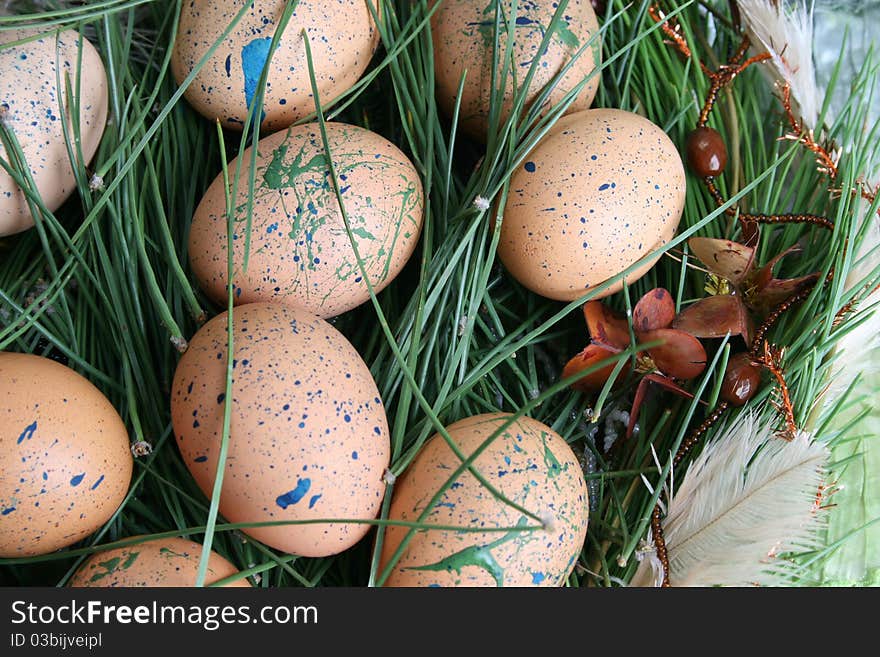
651 401 730 587
642 2 841 586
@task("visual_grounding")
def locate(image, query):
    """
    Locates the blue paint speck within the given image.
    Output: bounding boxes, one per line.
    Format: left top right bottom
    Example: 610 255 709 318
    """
90 475 105 490
599 183 611 191
531 572 546 584
351 451 359 460
17 421 37 445
224 54 232 78
70 473 85 487
241 37 272 119
1 507 15 516
343 414 351 423
308 494 322 509
276 478 311 509
194 455 208 463
524 161 536 173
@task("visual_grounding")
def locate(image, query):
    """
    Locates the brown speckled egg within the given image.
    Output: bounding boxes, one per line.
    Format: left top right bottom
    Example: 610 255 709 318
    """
0 29 108 237
499 108 686 301
379 413 588 587
70 536 250 587
170 302 390 557
432 0 601 140
0 353 132 558
171 0 379 132
189 122 424 319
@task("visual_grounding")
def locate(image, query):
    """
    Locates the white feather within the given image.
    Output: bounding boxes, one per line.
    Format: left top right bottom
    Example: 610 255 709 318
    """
631 411 830 586
739 0 822 130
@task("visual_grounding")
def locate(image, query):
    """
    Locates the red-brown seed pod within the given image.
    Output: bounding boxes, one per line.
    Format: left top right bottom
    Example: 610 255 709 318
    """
720 352 761 406
686 127 727 177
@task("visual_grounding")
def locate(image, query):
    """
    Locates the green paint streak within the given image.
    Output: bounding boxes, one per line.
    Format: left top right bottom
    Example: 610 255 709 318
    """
262 143 327 190
349 226 377 241
121 550 140 570
159 546 188 559
542 432 562 479
247 129 422 305
405 517 529 586
557 23 579 49
88 556 121 582
474 2 580 50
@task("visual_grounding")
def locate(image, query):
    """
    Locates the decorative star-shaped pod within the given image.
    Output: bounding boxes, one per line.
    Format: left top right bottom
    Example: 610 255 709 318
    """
672 237 821 346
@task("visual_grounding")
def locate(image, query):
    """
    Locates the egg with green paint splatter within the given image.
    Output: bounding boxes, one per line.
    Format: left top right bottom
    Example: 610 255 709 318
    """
170 302 390 557
0 28 108 237
379 413 589 587
498 108 686 301
0 353 132 558
171 0 379 132
70 536 250 587
188 122 424 319
432 0 601 140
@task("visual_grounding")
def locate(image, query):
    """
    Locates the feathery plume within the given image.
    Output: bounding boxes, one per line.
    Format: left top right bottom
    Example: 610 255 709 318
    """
631 411 830 586
738 0 822 130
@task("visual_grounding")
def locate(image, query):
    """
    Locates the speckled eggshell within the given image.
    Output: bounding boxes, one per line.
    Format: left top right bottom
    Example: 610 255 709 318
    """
189 122 424 319
0 29 108 237
171 0 379 132
0 353 132 558
70 536 250 587
499 108 686 301
379 413 589 587
432 0 601 140
170 302 390 557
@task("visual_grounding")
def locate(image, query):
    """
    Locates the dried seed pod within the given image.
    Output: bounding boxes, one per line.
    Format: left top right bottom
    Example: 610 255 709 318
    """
720 352 761 406
686 127 727 177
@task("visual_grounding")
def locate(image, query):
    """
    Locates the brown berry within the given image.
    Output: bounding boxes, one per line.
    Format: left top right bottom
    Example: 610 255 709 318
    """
720 352 761 406
686 127 727 177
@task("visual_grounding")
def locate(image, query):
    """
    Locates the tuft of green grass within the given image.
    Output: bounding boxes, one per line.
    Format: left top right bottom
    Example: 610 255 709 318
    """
1 0 877 587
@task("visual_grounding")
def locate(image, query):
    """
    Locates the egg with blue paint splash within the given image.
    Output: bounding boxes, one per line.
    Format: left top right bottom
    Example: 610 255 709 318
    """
70 536 250 587
170 0 379 132
0 353 132 558
170 302 390 557
188 121 424 319
379 413 589 587
499 108 686 301
0 28 108 237
432 0 601 140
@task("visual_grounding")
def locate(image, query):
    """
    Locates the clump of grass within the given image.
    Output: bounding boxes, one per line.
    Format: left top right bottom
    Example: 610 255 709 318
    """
1 0 877 587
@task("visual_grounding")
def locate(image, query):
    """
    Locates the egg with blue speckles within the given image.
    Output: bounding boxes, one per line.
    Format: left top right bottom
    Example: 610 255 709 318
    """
0 353 132 558
70 536 251 587
432 0 601 140
171 302 390 557
0 29 108 237
171 0 379 132
499 108 686 301
379 413 588 587
188 122 424 319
